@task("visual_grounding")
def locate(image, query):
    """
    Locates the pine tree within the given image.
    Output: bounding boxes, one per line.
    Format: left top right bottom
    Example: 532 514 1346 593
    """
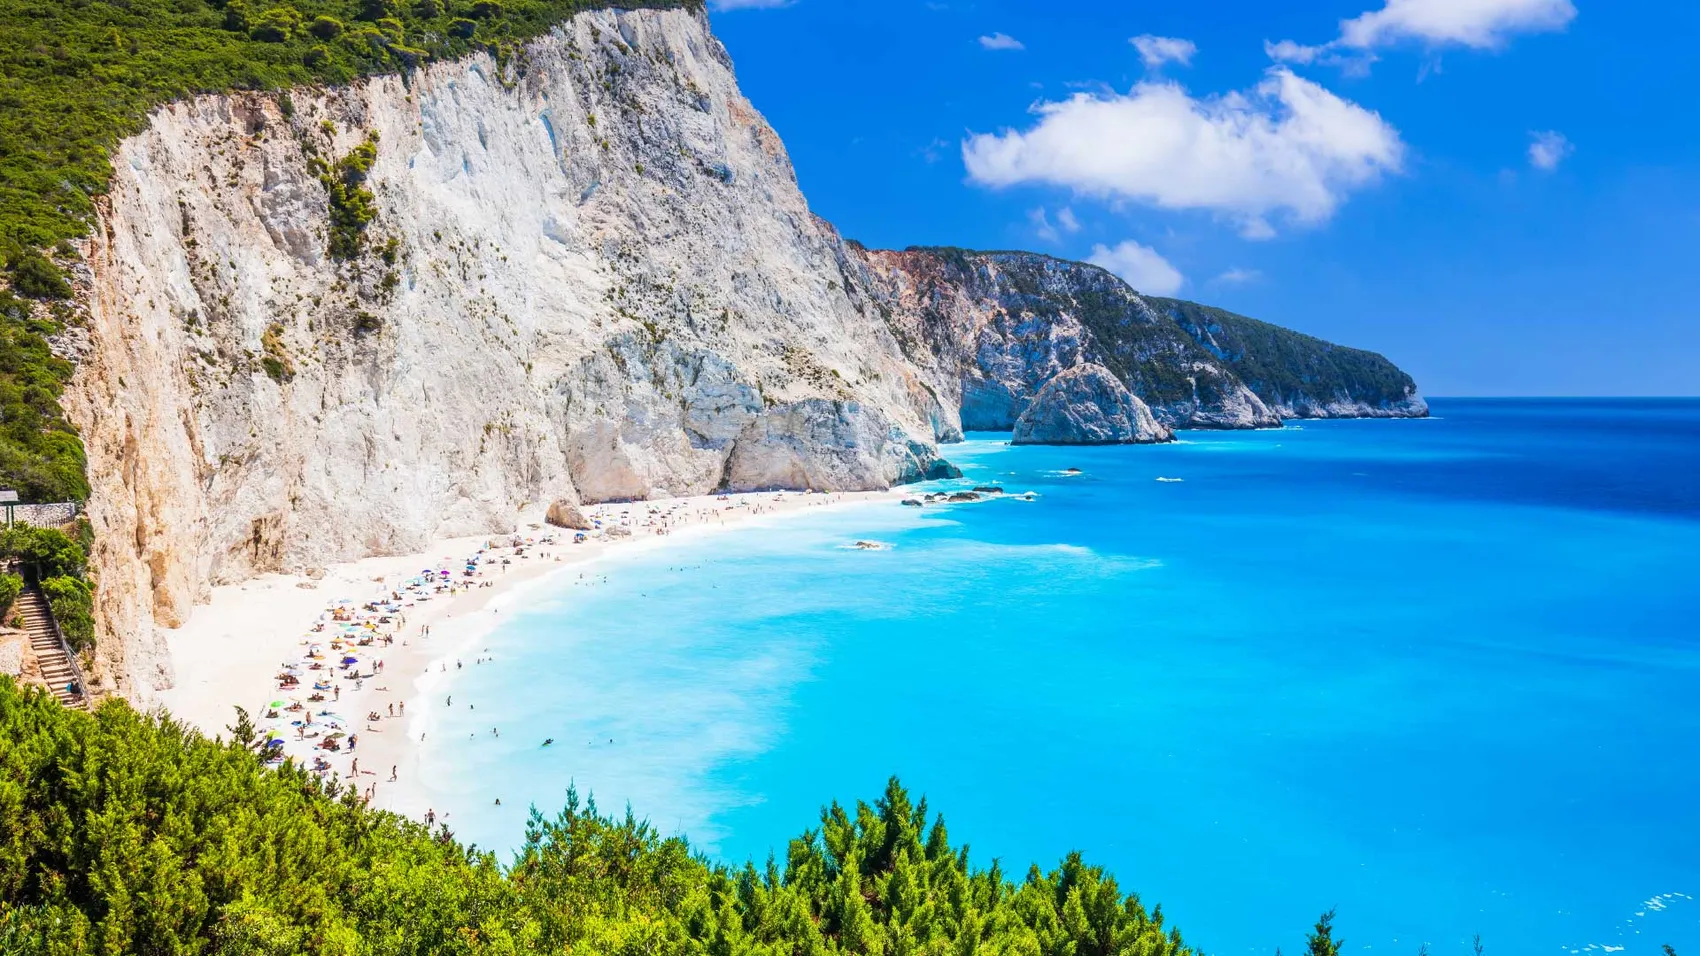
225 704 256 747
1305 909 1341 956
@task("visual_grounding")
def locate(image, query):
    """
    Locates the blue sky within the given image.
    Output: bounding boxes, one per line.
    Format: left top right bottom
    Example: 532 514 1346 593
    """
708 0 1699 397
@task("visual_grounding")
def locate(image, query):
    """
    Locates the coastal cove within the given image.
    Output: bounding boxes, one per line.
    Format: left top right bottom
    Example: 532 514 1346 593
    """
411 399 1700 956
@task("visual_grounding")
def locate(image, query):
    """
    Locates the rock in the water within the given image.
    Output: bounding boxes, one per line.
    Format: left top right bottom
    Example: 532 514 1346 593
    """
946 491 981 502
971 485 1004 494
920 458 964 481
545 499 592 530
1012 365 1173 445
900 498 923 507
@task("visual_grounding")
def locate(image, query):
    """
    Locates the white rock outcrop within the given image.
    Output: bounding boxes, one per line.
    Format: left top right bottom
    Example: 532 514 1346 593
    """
1012 364 1172 445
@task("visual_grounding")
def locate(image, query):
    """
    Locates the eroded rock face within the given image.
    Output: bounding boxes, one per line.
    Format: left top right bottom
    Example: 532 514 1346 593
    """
68 8 955 699
67 6 1425 701
545 500 591 530
1012 364 1173 445
857 249 1282 432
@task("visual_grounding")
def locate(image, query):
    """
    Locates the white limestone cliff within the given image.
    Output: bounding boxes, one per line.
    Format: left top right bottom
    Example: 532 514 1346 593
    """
67 7 953 699
62 5 1426 700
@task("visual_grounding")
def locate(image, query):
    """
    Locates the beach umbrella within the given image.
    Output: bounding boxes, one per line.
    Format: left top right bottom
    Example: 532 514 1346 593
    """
268 700 286 709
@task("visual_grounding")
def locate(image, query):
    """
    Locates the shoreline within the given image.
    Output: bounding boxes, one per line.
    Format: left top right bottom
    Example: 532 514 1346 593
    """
156 488 902 815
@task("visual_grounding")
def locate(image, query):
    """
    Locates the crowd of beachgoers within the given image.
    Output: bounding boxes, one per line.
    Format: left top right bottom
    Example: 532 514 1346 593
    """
232 490 866 808
252 532 559 802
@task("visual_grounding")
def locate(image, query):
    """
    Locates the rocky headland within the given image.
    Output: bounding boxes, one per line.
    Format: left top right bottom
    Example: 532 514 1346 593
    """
42 5 1425 697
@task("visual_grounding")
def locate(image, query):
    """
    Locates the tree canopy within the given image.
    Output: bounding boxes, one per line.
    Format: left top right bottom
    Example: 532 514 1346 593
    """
0 678 1194 956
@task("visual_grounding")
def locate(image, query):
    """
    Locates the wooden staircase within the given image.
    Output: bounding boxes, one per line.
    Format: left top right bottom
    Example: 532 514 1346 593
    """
17 585 87 709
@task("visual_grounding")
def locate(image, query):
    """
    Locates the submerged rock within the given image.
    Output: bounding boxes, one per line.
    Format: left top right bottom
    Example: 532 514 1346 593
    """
1012 365 1173 445
900 498 923 507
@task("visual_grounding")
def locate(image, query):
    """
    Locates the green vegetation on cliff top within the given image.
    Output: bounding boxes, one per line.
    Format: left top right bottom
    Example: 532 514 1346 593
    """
0 0 694 260
1148 297 1419 411
0 679 1199 956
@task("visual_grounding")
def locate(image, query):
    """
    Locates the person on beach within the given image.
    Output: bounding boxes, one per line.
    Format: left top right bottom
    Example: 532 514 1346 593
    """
389 765 397 781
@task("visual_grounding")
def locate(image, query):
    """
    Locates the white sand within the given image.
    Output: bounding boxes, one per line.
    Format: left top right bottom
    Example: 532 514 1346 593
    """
156 488 899 812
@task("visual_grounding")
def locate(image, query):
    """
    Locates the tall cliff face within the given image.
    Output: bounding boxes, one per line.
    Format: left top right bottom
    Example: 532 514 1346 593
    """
858 249 1279 433
1152 298 1428 419
68 7 953 699
65 6 1425 699
855 247 1426 437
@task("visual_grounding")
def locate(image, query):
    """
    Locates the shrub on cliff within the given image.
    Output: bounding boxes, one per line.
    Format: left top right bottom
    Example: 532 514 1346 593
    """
4 252 71 301
0 292 87 503
0 678 1201 956
0 526 86 582
39 576 93 651
0 573 21 614
249 6 305 41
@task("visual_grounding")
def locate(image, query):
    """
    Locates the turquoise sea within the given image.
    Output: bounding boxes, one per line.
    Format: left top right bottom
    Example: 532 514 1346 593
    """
415 399 1700 955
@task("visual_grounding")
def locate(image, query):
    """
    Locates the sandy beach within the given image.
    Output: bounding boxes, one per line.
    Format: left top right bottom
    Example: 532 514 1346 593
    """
157 488 898 814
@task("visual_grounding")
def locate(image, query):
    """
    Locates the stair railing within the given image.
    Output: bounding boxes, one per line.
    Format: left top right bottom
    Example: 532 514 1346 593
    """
41 589 91 708
21 575 90 708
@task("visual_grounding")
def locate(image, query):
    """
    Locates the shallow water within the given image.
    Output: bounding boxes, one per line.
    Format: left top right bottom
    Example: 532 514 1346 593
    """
415 399 1700 955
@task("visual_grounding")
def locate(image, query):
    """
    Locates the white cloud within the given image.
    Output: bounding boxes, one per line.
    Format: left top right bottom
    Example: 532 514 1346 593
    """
1214 267 1263 284
962 68 1404 237
1131 35 1197 68
1028 206 1082 243
1527 129 1572 170
1029 208 1060 242
1089 241 1185 295
1340 0 1576 49
1264 39 1324 64
979 32 1025 51
1270 0 1575 66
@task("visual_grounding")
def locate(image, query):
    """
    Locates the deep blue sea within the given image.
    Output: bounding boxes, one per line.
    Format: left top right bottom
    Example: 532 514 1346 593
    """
415 399 1700 956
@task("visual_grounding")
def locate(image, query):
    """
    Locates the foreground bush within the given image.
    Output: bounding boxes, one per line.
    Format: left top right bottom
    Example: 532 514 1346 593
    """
0 678 1193 956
